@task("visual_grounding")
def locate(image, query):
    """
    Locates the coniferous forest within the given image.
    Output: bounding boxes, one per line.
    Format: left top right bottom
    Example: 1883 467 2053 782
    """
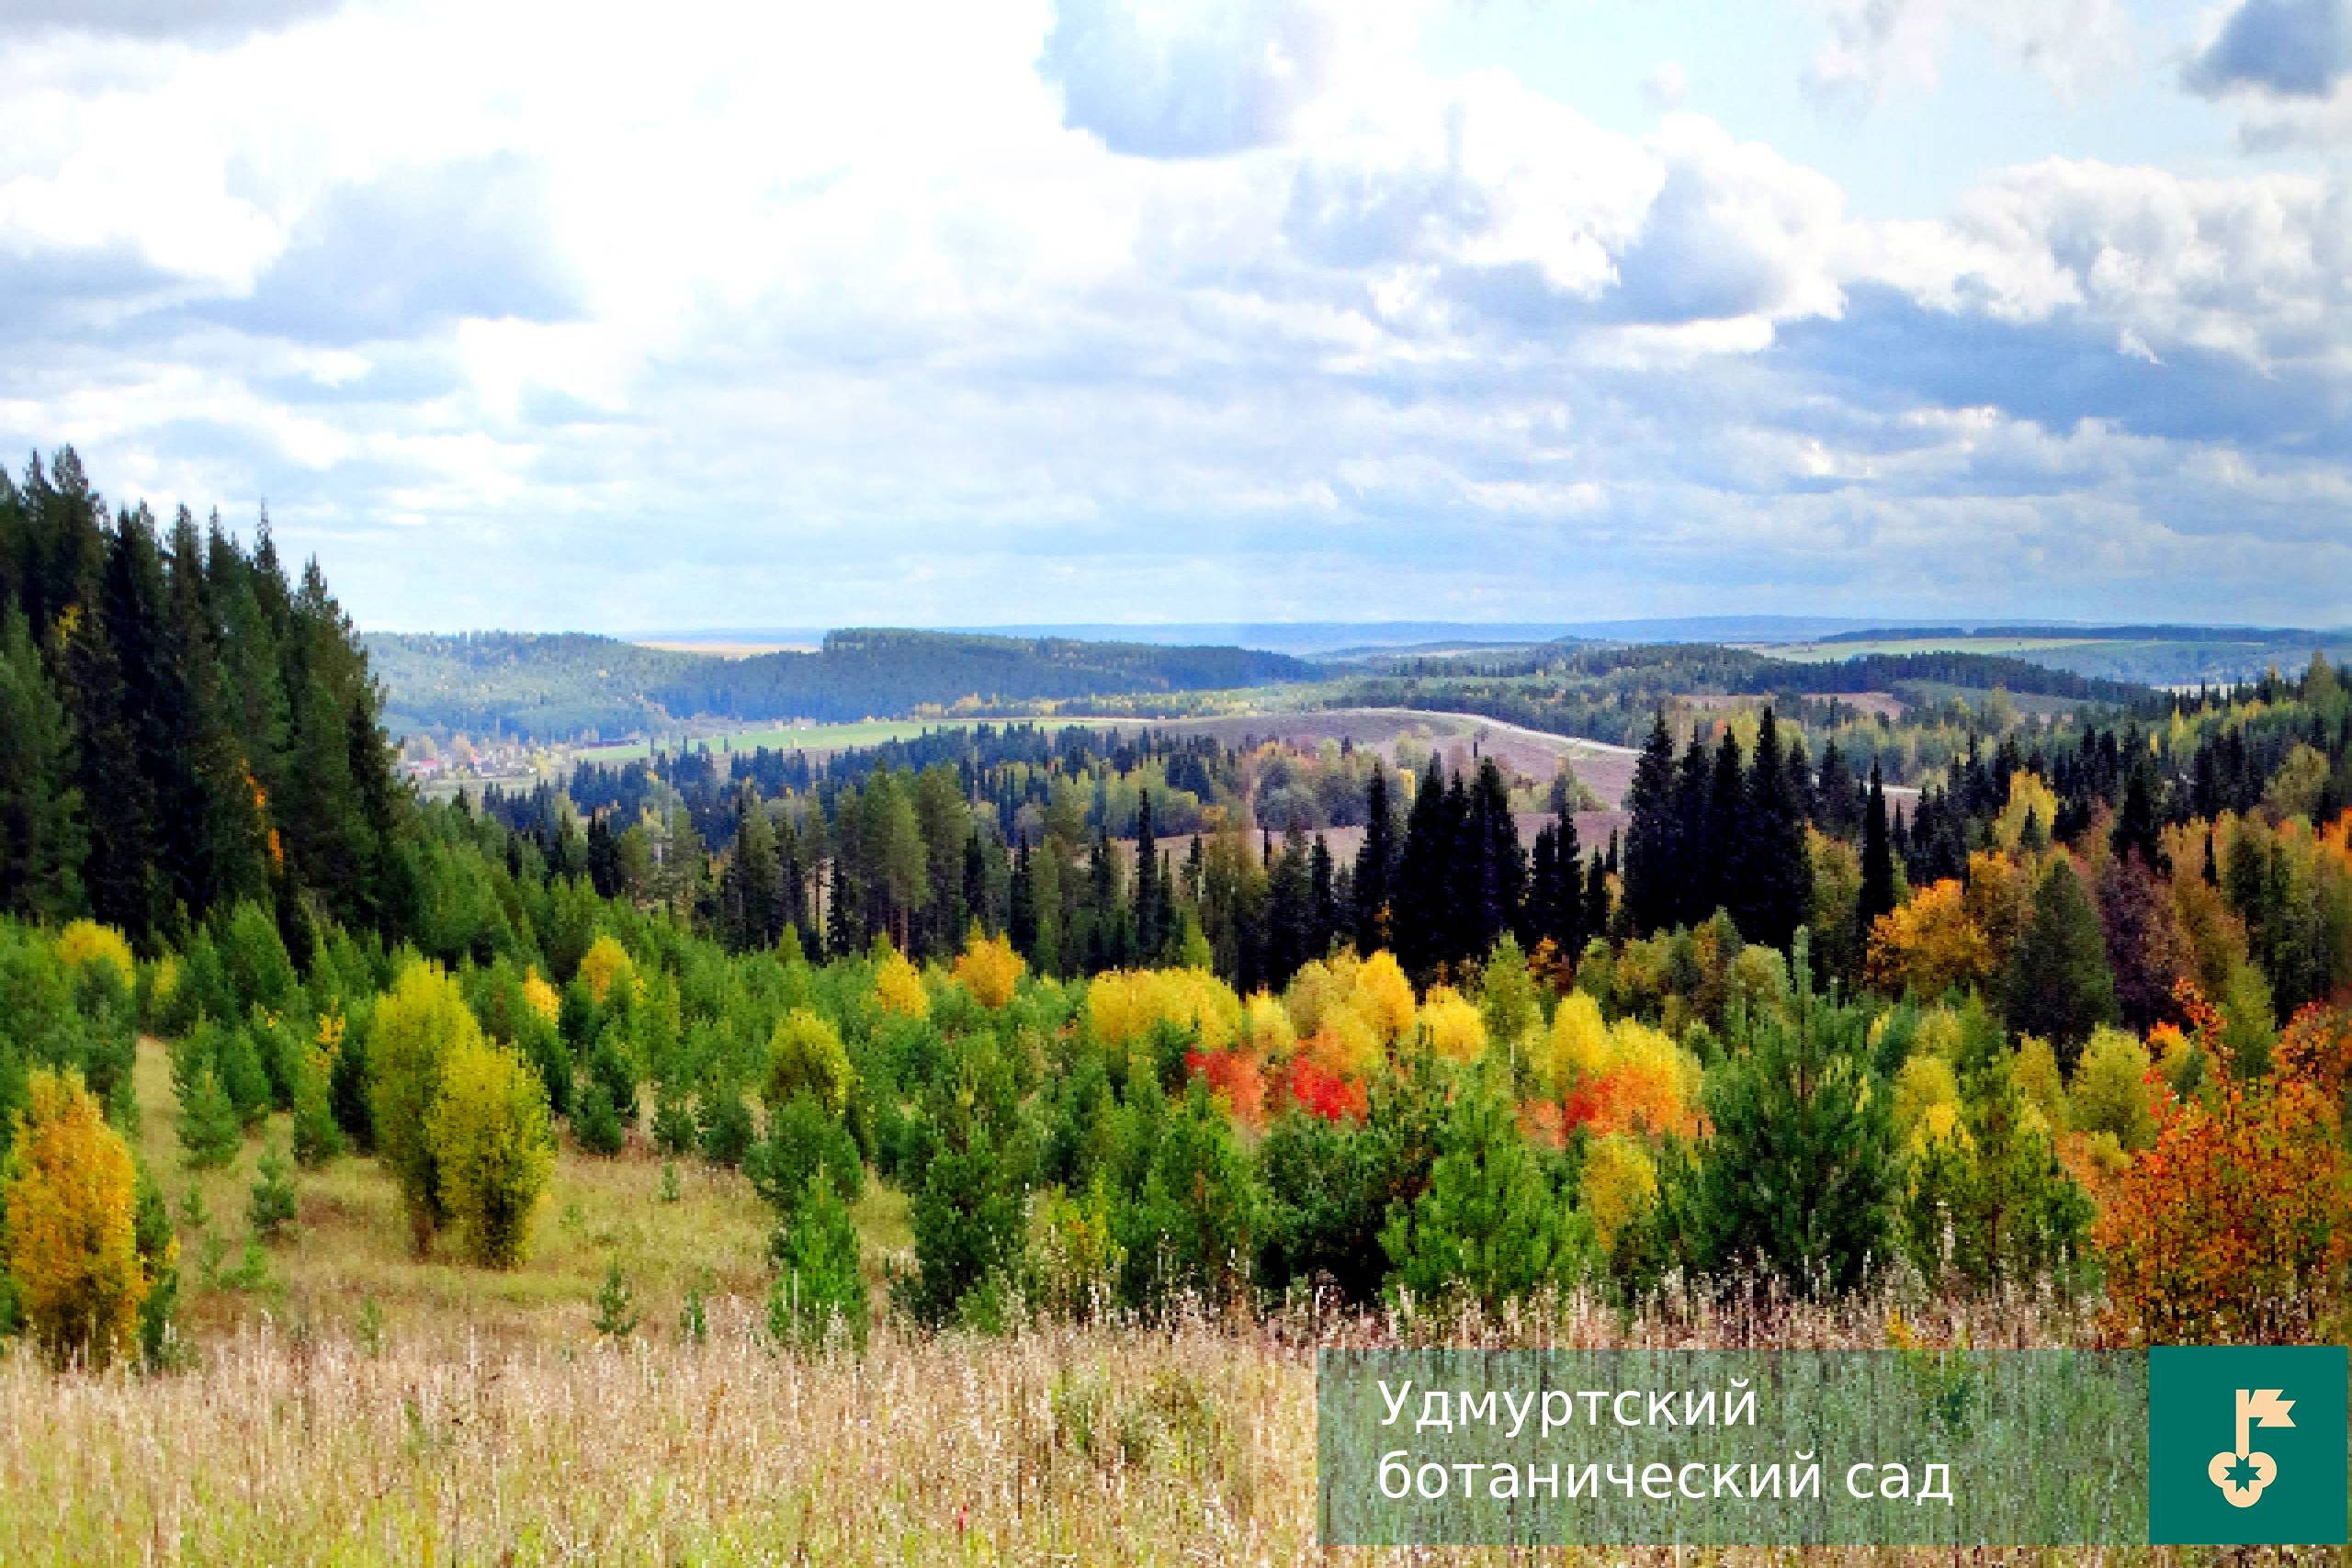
3 455 2350 1560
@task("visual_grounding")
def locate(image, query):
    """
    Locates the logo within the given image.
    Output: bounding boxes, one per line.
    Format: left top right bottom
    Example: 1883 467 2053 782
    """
2207 1387 2292 1506
2151 1347 2347 1546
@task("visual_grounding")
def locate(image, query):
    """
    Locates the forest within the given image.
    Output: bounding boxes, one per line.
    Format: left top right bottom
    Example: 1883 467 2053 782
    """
369 626 1318 740
2 450 2349 1556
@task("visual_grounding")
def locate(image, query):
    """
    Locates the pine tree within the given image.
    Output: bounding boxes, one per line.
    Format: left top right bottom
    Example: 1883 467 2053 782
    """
247 1137 299 1243
768 1170 869 1350
176 1066 241 1170
1380 1064 1584 1313
1693 934 1898 1298
719 786 784 953
592 1255 639 1338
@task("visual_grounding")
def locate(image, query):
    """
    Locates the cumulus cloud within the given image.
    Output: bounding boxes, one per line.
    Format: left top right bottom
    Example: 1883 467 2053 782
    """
0 0 2345 631
1804 0 2132 105
2183 0 2349 99
1039 0 1354 156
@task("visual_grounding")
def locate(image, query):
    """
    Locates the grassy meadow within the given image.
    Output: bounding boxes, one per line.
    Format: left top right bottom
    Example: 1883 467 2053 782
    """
0 1038 2143 1567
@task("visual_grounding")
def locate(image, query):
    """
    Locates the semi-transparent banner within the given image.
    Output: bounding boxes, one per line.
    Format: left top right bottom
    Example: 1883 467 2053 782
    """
1317 1347 2348 1547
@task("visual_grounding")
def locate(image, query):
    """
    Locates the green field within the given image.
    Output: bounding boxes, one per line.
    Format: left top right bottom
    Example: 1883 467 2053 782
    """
571 718 947 763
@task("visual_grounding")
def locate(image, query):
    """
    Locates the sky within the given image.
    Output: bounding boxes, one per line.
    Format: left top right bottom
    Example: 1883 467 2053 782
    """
2 0 2350 634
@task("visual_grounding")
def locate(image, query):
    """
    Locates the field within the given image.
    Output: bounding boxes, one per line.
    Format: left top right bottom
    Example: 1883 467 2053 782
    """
572 719 946 765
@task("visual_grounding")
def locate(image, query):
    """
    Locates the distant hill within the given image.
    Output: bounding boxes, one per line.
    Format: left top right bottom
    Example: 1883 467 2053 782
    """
368 627 1317 740
1765 626 2352 687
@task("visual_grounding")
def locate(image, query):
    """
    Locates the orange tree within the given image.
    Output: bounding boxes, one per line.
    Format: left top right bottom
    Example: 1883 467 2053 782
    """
2094 982 2347 1343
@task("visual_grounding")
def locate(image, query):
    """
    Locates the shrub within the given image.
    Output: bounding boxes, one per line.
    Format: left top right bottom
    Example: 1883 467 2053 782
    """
2096 987 2346 1342
427 1036 555 1269
1 1068 147 1369
368 961 485 1254
764 1009 853 1118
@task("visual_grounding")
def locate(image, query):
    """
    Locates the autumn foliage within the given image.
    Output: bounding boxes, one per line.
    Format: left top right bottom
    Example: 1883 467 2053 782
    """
1 1068 147 1368
2093 980 2348 1343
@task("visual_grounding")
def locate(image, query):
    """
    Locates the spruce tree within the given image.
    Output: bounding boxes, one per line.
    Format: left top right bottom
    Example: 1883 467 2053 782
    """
2002 860 2119 1070
0 605 84 919
1858 762 1896 937
1619 714 1679 936
1354 761 1397 953
1393 757 1452 974
1308 832 1339 959
1133 792 1159 958
1734 710 1812 953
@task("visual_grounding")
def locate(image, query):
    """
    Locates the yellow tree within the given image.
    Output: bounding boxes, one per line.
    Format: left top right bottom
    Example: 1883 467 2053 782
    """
1 1068 146 1368
428 1037 556 1269
1865 879 1995 998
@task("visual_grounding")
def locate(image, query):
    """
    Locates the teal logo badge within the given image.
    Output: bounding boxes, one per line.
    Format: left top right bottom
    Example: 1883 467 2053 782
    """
2151 1347 2347 1545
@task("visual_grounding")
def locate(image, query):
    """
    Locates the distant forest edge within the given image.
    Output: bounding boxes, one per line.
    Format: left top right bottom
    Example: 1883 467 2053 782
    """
368 626 2188 750
366 629 1317 740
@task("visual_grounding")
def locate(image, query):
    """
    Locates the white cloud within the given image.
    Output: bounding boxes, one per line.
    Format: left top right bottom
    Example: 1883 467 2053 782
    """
1804 0 2133 106
0 0 2344 632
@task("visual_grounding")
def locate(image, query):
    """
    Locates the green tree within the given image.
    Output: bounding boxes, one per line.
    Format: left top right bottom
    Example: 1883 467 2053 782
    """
175 1066 241 1170
1694 935 1898 1298
593 1255 639 1338
768 1170 869 1351
0 606 85 920
1117 1077 1261 1312
247 1137 299 1243
2003 861 2118 1071
1380 1064 1586 1314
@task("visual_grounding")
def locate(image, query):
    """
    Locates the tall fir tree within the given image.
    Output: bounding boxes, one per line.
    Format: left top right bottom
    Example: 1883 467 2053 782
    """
1620 714 1679 936
1858 762 1896 938
1353 760 1397 953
